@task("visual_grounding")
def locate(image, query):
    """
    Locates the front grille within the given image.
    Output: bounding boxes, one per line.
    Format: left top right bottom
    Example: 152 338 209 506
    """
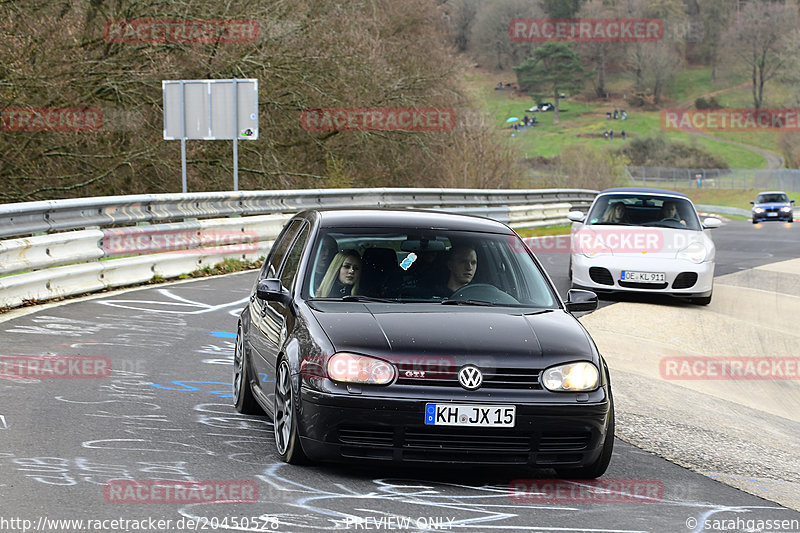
589 267 614 286
395 365 541 389
337 426 593 466
339 427 395 460
339 427 394 447
536 432 592 465
672 272 698 289
403 427 532 464
618 281 668 289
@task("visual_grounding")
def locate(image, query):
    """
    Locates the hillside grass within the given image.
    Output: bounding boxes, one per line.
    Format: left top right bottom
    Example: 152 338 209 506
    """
467 68 775 169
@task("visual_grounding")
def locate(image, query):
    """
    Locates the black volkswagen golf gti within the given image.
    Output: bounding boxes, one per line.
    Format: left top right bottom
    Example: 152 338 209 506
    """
234 209 614 478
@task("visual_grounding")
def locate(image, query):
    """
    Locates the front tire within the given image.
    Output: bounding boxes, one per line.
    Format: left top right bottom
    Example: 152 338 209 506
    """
274 358 308 464
233 323 263 415
556 398 614 479
692 293 712 306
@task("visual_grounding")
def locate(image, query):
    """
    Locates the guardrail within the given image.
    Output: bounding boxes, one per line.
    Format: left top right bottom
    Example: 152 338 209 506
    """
628 167 800 193
0 188 597 310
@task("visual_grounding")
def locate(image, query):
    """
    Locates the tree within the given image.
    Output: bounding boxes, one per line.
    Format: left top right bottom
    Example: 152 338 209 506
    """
577 0 624 98
622 0 686 104
723 1 798 109
441 0 481 52
697 0 736 82
513 42 586 123
469 0 539 70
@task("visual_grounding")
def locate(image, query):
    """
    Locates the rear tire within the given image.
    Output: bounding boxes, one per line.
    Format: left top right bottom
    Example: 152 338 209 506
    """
556 398 614 479
233 323 263 415
274 358 309 464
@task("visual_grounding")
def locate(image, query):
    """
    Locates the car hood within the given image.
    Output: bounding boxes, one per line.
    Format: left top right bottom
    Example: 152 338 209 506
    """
754 202 790 209
572 225 710 258
307 302 595 367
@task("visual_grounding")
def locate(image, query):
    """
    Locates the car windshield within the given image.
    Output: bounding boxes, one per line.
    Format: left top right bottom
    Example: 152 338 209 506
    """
756 193 789 203
303 228 557 309
585 194 702 230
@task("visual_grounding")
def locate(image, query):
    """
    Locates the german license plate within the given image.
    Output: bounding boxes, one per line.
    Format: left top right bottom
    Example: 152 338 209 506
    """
621 270 665 283
767 212 778 217
425 403 515 427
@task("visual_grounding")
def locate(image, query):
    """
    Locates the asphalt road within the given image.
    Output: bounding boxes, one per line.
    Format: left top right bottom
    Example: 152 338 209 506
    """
1 219 799 533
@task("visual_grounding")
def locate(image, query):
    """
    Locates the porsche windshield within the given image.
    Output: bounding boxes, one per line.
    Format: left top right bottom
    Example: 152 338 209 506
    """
303 228 557 308
586 194 701 230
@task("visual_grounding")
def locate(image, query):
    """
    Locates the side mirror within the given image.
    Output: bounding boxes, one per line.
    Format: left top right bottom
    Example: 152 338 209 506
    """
750 201 754 205
791 200 795 205
567 211 586 223
256 278 292 306
565 289 598 313
702 217 722 229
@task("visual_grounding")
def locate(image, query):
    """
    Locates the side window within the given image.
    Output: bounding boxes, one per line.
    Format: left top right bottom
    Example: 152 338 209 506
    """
279 225 310 291
259 220 302 280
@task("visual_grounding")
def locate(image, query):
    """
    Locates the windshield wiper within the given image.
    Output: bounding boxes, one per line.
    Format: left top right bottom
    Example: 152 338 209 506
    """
339 295 395 303
590 222 636 226
441 299 494 306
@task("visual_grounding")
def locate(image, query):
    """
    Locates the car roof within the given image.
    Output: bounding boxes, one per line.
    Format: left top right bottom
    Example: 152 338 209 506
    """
598 187 689 198
301 208 516 234
755 191 788 195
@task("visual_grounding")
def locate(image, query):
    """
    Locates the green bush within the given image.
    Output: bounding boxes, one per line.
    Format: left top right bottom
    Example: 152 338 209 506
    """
694 96 723 109
616 136 729 168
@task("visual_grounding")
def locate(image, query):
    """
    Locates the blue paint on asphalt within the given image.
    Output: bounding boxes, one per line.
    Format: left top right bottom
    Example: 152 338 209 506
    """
150 380 232 398
210 331 237 339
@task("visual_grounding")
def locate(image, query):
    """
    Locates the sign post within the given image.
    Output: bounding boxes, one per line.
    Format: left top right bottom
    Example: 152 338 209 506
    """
163 79 258 192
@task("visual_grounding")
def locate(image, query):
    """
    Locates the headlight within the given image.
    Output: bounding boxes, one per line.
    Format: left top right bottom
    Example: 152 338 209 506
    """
753 207 765 214
781 206 792 212
327 353 395 385
542 362 599 392
677 241 707 263
573 230 611 258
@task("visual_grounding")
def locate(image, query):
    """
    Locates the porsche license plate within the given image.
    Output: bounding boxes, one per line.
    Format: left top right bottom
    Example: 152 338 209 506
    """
425 403 515 427
621 270 665 283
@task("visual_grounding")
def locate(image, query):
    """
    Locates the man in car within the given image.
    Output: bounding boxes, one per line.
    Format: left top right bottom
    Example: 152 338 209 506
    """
430 245 478 297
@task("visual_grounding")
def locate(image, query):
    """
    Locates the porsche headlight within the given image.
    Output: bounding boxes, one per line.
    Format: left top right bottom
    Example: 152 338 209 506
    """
327 353 395 385
542 362 599 392
677 241 707 263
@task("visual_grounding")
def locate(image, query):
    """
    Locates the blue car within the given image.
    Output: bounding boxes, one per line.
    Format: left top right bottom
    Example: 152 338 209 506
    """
751 191 794 224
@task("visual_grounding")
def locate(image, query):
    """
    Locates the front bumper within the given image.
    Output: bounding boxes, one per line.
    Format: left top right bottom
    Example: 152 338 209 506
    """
571 253 714 298
296 386 612 467
753 211 793 222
